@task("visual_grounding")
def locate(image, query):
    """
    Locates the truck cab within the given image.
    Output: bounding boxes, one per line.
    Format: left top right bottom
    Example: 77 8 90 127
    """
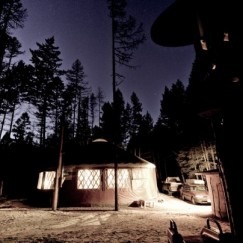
162 177 182 195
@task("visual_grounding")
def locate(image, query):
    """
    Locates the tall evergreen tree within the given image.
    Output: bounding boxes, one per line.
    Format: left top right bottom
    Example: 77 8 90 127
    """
136 112 154 160
65 59 89 140
122 102 132 148
160 79 186 135
89 92 97 131
139 112 153 136
51 76 65 140
107 1 145 208
29 37 64 147
100 101 113 142
0 0 26 73
130 92 143 137
0 61 31 139
12 112 33 144
152 80 188 180
112 88 126 145
107 0 146 97
76 96 90 145
96 87 105 127
5 36 24 68
100 89 126 145
128 92 154 158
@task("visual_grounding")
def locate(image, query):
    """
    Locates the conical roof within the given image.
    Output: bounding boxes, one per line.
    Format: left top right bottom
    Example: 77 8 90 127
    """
63 139 152 167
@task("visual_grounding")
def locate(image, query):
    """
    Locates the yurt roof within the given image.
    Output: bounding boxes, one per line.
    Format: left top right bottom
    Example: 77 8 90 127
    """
62 139 154 167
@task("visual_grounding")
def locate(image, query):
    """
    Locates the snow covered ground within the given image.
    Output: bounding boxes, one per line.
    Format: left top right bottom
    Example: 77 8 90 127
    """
0 193 230 242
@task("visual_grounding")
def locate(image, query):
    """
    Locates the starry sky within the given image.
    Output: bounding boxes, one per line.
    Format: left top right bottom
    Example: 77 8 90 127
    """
13 0 195 123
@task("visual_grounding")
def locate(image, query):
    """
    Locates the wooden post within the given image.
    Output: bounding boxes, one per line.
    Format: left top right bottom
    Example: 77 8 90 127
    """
111 0 119 212
52 126 64 211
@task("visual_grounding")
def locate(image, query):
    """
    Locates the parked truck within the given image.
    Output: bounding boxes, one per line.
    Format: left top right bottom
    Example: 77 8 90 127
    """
161 177 182 195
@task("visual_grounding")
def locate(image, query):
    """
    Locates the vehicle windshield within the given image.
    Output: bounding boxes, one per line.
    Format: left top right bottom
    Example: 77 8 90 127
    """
191 185 206 191
169 178 180 182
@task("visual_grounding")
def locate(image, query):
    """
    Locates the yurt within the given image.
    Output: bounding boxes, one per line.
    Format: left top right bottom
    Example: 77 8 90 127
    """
37 139 158 207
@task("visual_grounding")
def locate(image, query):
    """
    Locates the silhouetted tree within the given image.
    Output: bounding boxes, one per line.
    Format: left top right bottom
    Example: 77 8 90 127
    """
121 102 132 148
96 87 105 127
51 76 65 142
89 92 97 131
0 0 26 73
5 36 24 68
12 112 34 144
107 0 145 210
150 80 189 180
76 96 91 145
137 112 154 160
0 61 31 139
112 89 126 145
107 0 146 97
130 92 143 137
65 59 89 140
139 112 153 136
100 89 126 145
29 37 64 147
160 80 186 132
100 102 113 142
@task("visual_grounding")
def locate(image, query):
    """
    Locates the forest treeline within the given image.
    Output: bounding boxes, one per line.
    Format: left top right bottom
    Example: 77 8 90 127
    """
0 0 221 198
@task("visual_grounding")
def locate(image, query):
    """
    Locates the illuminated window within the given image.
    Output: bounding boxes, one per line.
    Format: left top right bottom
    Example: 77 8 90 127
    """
106 169 130 189
77 169 101 189
37 171 55 190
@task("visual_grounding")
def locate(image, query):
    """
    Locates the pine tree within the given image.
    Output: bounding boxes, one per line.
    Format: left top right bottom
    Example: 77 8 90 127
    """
12 112 33 144
29 37 64 147
96 87 105 127
107 0 145 95
101 89 126 145
0 61 31 139
89 92 97 131
65 59 89 140
130 92 143 137
0 0 26 73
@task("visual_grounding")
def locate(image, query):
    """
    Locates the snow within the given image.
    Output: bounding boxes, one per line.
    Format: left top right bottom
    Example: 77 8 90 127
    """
0 193 230 242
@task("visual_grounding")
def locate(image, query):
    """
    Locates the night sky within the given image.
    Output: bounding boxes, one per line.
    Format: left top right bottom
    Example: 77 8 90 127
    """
14 0 195 122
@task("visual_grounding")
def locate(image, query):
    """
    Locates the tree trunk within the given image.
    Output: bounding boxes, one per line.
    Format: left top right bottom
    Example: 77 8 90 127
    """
0 105 7 139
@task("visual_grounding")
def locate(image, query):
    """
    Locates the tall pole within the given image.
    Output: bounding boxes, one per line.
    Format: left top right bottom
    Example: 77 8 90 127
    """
111 0 119 211
111 0 116 101
52 125 64 211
